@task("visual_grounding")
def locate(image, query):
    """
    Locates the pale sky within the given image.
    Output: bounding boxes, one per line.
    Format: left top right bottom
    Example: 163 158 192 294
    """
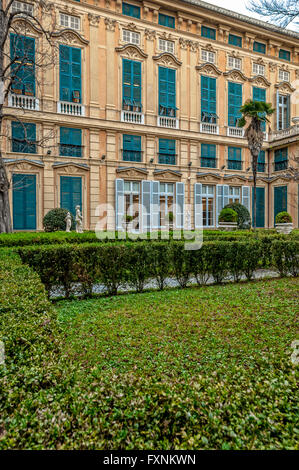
202 0 298 32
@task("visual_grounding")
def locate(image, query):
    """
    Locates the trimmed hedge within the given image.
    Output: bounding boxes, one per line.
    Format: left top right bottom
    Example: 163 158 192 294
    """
43 208 75 232
18 239 299 298
224 203 251 229
0 229 296 248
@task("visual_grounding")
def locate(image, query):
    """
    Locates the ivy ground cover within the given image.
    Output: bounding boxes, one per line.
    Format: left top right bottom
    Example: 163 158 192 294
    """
53 278 299 450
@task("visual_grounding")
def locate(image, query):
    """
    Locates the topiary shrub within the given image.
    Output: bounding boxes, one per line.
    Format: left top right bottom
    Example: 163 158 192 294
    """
275 212 293 224
224 203 251 229
219 208 238 223
43 208 75 232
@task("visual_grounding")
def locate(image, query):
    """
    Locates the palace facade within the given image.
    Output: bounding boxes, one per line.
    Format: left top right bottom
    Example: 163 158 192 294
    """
3 0 299 231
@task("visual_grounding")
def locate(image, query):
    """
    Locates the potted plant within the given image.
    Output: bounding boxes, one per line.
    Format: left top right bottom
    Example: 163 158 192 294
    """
166 211 174 229
218 208 238 231
275 212 293 234
124 214 134 230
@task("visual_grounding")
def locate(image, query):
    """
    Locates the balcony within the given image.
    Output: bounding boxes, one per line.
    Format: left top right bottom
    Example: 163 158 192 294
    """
121 110 144 124
200 157 217 169
271 124 299 142
158 153 176 165
123 150 142 162
8 92 39 111
200 122 219 135
58 101 85 116
227 127 244 138
227 159 243 171
257 162 266 173
158 116 179 129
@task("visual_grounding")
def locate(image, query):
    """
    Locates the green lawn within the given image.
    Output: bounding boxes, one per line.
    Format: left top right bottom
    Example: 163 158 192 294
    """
55 278 299 450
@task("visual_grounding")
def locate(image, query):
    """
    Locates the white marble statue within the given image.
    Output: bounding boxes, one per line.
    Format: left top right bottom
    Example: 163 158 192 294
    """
65 211 72 233
75 205 83 233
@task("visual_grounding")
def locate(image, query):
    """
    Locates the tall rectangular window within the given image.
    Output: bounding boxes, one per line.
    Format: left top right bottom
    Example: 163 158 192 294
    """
279 69 290 82
274 148 288 171
279 49 290 61
201 25 216 40
158 66 176 117
253 86 266 131
59 45 81 103
159 183 174 228
159 139 176 165
158 13 175 29
201 75 217 123
12 121 36 153
228 34 242 47
228 82 242 127
229 186 241 204
60 127 82 157
10 33 35 95
274 186 287 223
122 59 142 112
123 135 142 162
228 147 242 170
277 93 290 130
253 41 266 54
201 144 216 168
124 181 140 230
122 2 140 19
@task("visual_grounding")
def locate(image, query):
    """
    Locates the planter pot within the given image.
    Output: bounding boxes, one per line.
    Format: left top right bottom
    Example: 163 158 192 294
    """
275 223 293 235
218 222 238 231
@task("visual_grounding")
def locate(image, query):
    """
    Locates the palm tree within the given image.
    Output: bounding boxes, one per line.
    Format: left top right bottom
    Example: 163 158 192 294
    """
238 100 275 229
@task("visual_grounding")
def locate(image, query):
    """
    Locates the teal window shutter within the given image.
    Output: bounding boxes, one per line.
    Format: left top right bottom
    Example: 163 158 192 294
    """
60 127 82 157
159 66 176 117
274 186 287 223
123 134 142 162
201 75 217 123
60 176 82 216
252 187 265 227
158 13 175 29
158 139 176 165
228 146 242 170
253 41 266 54
12 121 36 153
253 86 266 131
201 143 216 168
228 34 242 47
279 49 290 61
201 26 216 40
122 59 142 111
12 174 37 230
274 148 288 171
228 81 242 127
257 150 266 172
60 45 81 102
122 2 141 18
10 33 35 95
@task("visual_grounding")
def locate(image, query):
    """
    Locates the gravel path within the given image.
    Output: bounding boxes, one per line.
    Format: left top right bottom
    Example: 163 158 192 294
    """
50 269 280 299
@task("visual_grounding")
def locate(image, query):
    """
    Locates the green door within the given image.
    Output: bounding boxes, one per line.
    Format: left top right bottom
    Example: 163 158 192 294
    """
274 186 287 224
252 187 265 228
60 176 82 216
13 174 36 230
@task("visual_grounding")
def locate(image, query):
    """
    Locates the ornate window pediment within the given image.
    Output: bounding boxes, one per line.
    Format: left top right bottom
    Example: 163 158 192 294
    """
223 69 248 82
223 175 248 183
11 18 43 36
53 29 89 46
115 44 148 60
116 167 148 179
152 52 182 67
196 63 222 76
197 172 221 182
153 169 182 181
249 75 271 87
53 162 89 173
6 159 44 170
275 81 296 93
